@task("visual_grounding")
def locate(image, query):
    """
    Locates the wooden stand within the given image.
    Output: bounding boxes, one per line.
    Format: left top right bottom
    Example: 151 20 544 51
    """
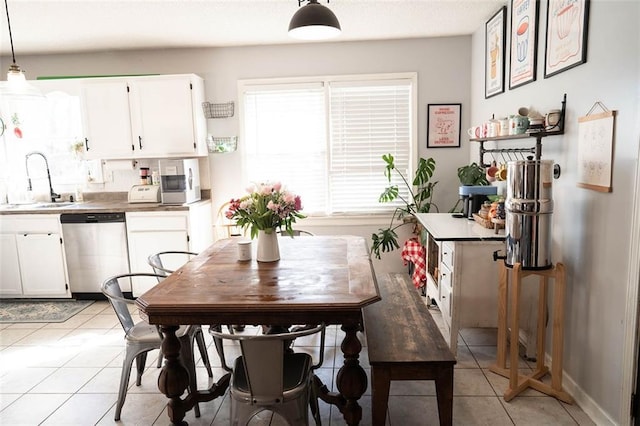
489 262 573 404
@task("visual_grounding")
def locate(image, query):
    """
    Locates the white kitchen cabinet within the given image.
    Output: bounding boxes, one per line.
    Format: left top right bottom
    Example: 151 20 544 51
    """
126 202 213 296
0 234 23 296
416 213 503 356
0 215 70 298
81 74 207 160
129 76 207 157
81 79 134 159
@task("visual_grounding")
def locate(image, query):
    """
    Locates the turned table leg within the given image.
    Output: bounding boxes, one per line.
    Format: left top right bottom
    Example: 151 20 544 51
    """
336 323 368 425
310 322 369 425
157 325 191 426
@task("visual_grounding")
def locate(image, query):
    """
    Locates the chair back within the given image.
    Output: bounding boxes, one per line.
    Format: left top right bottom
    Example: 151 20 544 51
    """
277 229 315 237
211 324 325 404
147 251 198 280
101 273 164 334
216 201 244 239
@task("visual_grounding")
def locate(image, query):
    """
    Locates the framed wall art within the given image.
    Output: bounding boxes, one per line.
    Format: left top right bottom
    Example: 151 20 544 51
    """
485 6 507 98
509 0 540 89
427 103 461 148
544 0 590 78
577 102 616 192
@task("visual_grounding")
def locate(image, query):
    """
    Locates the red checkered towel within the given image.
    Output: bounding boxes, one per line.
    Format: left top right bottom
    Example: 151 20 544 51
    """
401 238 427 288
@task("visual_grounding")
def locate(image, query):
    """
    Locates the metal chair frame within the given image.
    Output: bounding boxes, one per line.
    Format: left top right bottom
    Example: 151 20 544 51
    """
210 324 326 426
101 272 211 420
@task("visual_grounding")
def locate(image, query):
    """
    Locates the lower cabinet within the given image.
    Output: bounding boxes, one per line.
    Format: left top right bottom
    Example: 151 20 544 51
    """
427 237 503 356
126 202 213 297
0 215 70 298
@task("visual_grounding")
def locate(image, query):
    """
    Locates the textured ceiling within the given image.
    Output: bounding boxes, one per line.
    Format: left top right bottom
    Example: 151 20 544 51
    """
1 0 506 56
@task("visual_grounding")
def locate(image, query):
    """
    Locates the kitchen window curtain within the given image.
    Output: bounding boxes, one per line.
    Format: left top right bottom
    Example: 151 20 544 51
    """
242 75 414 215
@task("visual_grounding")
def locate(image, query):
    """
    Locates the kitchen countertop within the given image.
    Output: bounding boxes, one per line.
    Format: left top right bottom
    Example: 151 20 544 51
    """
0 198 211 215
414 213 505 241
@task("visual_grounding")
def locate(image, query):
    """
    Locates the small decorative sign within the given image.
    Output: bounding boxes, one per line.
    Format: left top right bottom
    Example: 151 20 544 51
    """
427 103 461 148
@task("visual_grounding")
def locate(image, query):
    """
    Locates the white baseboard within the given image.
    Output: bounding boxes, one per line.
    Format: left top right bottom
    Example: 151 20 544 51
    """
544 353 618 426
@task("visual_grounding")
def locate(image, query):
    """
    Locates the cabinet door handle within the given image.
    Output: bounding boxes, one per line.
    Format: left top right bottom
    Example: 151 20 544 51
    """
138 136 143 150
84 138 89 151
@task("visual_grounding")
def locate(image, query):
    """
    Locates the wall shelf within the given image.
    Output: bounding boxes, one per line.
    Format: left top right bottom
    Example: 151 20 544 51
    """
471 94 567 167
202 101 234 119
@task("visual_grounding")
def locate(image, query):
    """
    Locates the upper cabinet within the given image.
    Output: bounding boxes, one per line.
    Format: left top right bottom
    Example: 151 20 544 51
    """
81 79 134 159
81 74 208 160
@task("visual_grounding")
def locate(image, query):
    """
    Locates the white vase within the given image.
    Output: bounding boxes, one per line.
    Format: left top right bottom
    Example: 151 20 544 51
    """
256 229 280 262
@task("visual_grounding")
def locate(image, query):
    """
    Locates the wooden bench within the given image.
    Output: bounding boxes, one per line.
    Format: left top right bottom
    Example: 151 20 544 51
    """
363 273 456 426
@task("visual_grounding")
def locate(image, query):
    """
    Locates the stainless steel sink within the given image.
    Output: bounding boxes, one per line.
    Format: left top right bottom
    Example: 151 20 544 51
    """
32 202 78 208
0 202 82 210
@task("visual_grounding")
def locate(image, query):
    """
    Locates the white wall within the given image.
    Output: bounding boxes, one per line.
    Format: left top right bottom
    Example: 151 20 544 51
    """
10 36 472 274
470 1 640 424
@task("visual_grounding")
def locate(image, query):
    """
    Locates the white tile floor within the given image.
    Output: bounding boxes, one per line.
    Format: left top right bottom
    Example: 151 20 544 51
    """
0 300 595 425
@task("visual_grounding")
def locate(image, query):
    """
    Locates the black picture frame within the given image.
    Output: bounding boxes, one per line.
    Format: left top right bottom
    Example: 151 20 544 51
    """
544 0 590 78
485 6 507 98
509 0 540 89
427 103 461 148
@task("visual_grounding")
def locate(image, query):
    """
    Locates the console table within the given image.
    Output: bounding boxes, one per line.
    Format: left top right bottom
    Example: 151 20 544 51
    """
414 213 504 355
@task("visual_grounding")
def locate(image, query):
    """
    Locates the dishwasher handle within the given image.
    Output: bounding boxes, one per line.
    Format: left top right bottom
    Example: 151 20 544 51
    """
60 212 126 223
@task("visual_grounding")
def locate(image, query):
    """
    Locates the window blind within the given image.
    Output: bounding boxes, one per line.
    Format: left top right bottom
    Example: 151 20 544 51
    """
329 82 412 214
241 75 414 216
244 86 328 214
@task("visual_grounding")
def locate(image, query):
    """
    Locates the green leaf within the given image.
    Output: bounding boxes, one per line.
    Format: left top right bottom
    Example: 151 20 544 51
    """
382 153 395 182
379 185 399 203
413 157 436 186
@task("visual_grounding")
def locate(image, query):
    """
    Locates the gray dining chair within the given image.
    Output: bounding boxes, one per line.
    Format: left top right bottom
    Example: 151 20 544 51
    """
101 273 206 421
210 324 326 426
147 250 236 369
146 251 214 377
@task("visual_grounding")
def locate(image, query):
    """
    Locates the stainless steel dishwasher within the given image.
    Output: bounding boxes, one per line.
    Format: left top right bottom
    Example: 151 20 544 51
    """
61 212 130 299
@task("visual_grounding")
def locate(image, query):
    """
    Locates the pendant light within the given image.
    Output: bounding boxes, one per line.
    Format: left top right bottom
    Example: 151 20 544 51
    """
288 0 341 41
3 0 41 97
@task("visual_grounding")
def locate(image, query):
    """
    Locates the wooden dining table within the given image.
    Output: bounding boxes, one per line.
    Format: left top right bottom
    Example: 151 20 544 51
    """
136 235 381 426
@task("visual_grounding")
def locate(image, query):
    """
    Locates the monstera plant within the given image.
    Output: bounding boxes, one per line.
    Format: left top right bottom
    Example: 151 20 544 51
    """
370 154 438 259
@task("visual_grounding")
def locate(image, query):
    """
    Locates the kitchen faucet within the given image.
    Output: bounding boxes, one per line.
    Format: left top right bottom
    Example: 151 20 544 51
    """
25 151 61 202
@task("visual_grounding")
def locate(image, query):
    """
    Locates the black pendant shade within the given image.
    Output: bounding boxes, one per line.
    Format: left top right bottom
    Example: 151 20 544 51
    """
288 0 341 40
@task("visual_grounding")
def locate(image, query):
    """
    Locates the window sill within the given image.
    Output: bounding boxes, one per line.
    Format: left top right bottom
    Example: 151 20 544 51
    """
301 214 393 227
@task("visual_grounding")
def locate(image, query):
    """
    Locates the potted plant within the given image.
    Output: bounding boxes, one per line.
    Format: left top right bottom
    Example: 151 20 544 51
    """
370 154 438 259
450 162 490 212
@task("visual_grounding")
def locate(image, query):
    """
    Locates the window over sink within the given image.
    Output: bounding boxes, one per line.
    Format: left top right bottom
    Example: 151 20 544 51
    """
239 73 416 216
0 80 88 203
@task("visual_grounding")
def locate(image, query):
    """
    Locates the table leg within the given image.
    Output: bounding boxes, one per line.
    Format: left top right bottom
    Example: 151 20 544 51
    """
157 325 231 425
496 262 508 368
370 367 390 426
158 325 190 426
508 263 522 395
337 323 368 425
317 323 367 425
434 367 454 426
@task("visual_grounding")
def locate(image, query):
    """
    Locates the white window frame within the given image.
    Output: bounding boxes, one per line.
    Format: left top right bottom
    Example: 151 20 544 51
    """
237 72 418 218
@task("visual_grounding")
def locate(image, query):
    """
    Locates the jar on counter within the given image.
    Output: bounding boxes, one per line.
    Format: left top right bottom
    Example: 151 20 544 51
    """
139 167 150 185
